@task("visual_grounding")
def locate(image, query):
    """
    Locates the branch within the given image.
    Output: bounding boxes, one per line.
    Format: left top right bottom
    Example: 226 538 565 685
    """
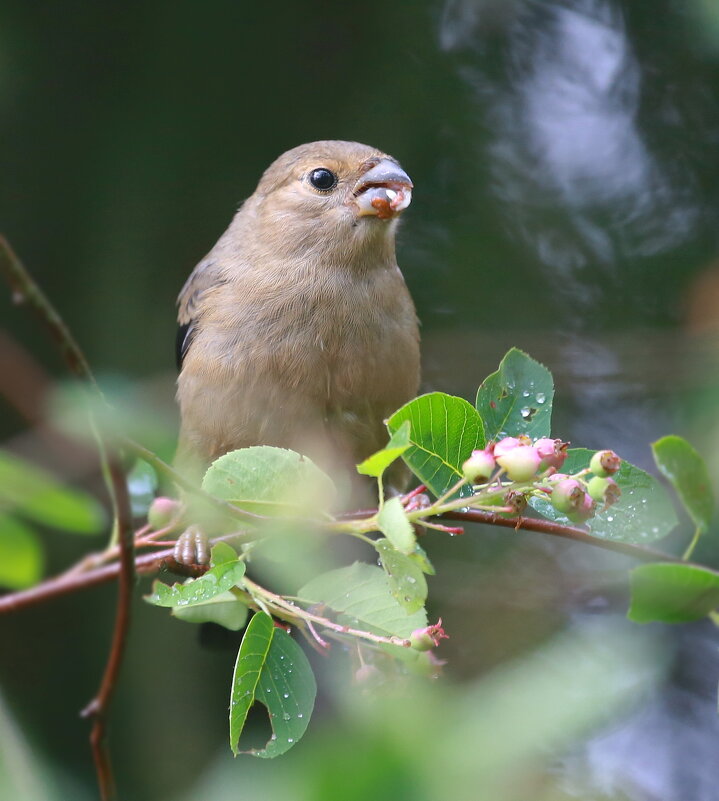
0 235 133 801
442 509 677 562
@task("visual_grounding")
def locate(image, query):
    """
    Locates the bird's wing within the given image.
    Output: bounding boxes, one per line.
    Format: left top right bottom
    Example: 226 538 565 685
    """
176 256 223 370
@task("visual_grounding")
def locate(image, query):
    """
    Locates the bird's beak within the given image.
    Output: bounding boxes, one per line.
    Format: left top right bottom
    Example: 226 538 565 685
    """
353 160 413 219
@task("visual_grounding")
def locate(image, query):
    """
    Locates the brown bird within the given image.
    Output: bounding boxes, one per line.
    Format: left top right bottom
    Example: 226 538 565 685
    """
175 140 420 513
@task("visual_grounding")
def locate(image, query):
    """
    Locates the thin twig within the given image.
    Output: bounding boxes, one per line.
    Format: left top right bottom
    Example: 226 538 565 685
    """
81 458 134 801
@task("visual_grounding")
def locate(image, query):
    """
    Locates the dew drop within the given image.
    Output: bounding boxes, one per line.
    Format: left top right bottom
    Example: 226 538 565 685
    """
287 738 294 743
282 713 291 721
536 392 546 404
522 390 530 397
297 713 304 719
283 693 289 699
606 516 614 522
520 407 531 419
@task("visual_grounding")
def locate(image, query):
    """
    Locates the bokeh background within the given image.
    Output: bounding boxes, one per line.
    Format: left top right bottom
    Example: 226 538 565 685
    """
2 1 719 799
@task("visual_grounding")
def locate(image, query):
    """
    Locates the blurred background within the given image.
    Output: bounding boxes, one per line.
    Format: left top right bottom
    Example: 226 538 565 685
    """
2 1 719 799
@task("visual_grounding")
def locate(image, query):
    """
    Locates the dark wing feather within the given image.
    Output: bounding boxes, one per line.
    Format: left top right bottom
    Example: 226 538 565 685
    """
176 322 195 370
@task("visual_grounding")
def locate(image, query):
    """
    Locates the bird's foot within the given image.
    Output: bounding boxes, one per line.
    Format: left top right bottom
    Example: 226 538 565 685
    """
173 525 210 566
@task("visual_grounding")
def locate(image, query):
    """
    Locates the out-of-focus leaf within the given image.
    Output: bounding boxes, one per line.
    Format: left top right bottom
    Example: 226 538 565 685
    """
377 497 415 554
0 515 43 589
299 563 427 639
530 448 678 544
475 348 554 441
387 393 484 498
357 421 411 478
202 446 335 517
628 562 719 623
127 459 158 518
374 538 427 614
229 612 316 758
652 436 714 533
173 593 249 630
0 449 105 534
145 559 246 608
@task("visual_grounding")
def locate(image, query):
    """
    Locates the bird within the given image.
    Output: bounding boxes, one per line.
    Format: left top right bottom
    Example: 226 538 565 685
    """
174 140 420 546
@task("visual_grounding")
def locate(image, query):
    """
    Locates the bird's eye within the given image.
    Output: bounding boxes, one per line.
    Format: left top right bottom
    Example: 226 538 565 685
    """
308 168 338 191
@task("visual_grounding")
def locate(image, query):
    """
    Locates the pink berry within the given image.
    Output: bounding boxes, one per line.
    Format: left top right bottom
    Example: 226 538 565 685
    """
496 445 542 481
462 448 496 482
567 492 597 523
534 437 569 470
148 497 180 528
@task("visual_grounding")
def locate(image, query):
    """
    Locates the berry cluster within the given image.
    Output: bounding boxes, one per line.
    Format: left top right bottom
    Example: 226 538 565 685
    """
462 438 622 524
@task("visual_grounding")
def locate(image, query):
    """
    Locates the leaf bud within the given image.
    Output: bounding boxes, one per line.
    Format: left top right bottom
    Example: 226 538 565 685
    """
589 450 621 477
148 497 181 529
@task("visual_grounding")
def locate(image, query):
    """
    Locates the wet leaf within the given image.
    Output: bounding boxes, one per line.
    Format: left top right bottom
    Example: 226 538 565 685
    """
374 538 427 613
173 593 249 630
628 563 719 623
145 558 246 608
476 348 554 441
298 562 427 639
530 448 678 544
387 393 484 498
229 612 316 757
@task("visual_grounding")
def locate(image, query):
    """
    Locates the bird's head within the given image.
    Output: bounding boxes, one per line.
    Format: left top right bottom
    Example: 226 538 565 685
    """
240 141 413 267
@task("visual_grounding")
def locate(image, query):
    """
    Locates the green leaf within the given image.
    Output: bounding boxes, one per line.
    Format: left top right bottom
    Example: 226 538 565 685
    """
377 497 415 554
127 459 158 518
628 563 719 623
408 543 436 576
173 593 249 630
357 421 411 478
229 612 316 757
299 562 427 639
387 393 485 498
475 348 554 440
374 538 428 613
0 515 43 589
210 542 239 565
530 448 679 544
652 436 714 534
202 446 335 517
0 449 105 534
145 559 246 607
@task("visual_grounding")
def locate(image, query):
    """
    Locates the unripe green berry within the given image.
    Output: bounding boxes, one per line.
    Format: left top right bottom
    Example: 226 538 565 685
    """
589 450 621 477
587 476 621 505
550 478 584 514
567 492 597 523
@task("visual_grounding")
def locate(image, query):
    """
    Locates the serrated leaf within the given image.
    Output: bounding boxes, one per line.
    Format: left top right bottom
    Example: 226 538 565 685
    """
628 563 719 623
652 436 714 534
387 393 485 498
145 559 246 607
202 446 335 517
229 612 316 757
357 421 411 478
377 497 415 554
530 448 678 544
0 449 105 534
476 348 554 440
298 562 427 639
0 515 43 589
374 538 427 613
172 593 249 630
408 543 436 575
